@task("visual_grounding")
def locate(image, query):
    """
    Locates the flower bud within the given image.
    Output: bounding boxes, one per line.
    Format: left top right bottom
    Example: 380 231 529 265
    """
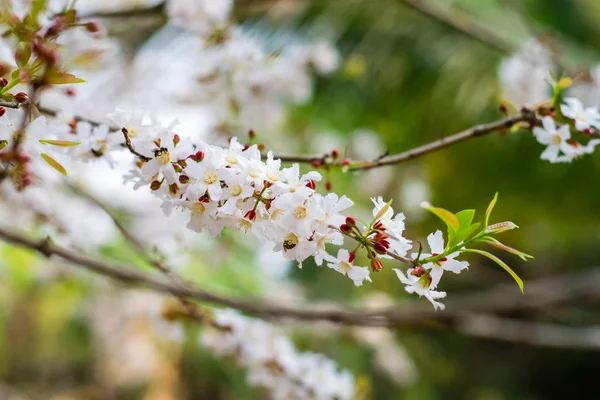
244 209 257 221
374 242 387 254
190 150 204 162
342 158 351 166
248 129 256 139
173 134 180 146
179 175 189 184
169 183 178 195
325 180 332 191
0 78 7 87
331 149 339 159
370 258 384 272
348 252 356 263
345 216 356 227
499 103 508 115
486 221 518 234
305 180 316 190
150 180 162 190
257 143 265 150
340 224 352 234
0 107 5 117
85 21 101 33
410 266 426 277
311 160 321 168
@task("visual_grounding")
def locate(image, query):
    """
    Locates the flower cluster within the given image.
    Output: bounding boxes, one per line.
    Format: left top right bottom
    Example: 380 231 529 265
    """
201 308 355 400
163 0 340 139
531 98 600 163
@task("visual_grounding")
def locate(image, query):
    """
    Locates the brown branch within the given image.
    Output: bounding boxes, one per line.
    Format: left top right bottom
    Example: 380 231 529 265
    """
456 313 600 350
0 100 26 109
398 0 516 53
349 110 537 171
2 225 600 328
67 183 170 274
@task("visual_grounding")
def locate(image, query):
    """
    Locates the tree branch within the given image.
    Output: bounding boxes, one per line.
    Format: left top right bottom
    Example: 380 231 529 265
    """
2 225 600 328
398 0 516 53
457 313 600 350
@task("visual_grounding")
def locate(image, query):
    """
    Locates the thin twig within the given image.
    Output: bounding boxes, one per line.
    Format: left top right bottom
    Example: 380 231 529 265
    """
122 128 151 161
349 110 537 171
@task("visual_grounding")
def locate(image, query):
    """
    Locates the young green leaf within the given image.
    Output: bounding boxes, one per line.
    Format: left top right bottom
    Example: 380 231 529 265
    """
41 153 67 176
45 71 86 85
483 238 533 262
463 248 524 293
39 139 81 147
421 201 459 244
484 192 498 227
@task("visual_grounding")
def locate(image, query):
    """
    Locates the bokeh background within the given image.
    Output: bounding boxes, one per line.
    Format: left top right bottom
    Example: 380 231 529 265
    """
2 0 600 399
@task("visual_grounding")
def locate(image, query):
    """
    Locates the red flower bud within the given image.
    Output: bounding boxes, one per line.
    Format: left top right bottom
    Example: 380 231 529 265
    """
0 78 7 88
190 151 204 162
14 92 28 103
311 160 321 168
342 158 351 166
85 21 101 33
0 107 5 117
325 180 332 191
248 129 256 139
499 103 508 115
257 143 265 150
348 252 356 263
374 242 387 254
173 134 180 146
244 210 257 221
345 216 356 227
305 180 316 190
331 149 339 159
410 267 426 277
370 258 384 272
340 224 352 234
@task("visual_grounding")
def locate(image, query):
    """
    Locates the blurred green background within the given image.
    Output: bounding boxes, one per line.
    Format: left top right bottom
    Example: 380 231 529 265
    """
2 0 600 399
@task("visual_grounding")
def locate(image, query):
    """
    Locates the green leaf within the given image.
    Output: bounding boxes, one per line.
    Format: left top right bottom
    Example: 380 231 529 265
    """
483 238 534 262
451 222 481 248
41 153 67 176
464 248 524 293
456 209 475 228
15 42 31 68
447 209 477 248
45 71 86 85
39 139 80 147
421 201 459 242
484 192 498 227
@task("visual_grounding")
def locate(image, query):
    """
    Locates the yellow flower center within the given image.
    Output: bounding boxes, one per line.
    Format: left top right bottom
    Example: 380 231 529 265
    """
231 184 243 197
191 202 206 216
203 171 218 185
126 126 139 138
292 206 307 220
339 260 353 273
551 134 562 146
